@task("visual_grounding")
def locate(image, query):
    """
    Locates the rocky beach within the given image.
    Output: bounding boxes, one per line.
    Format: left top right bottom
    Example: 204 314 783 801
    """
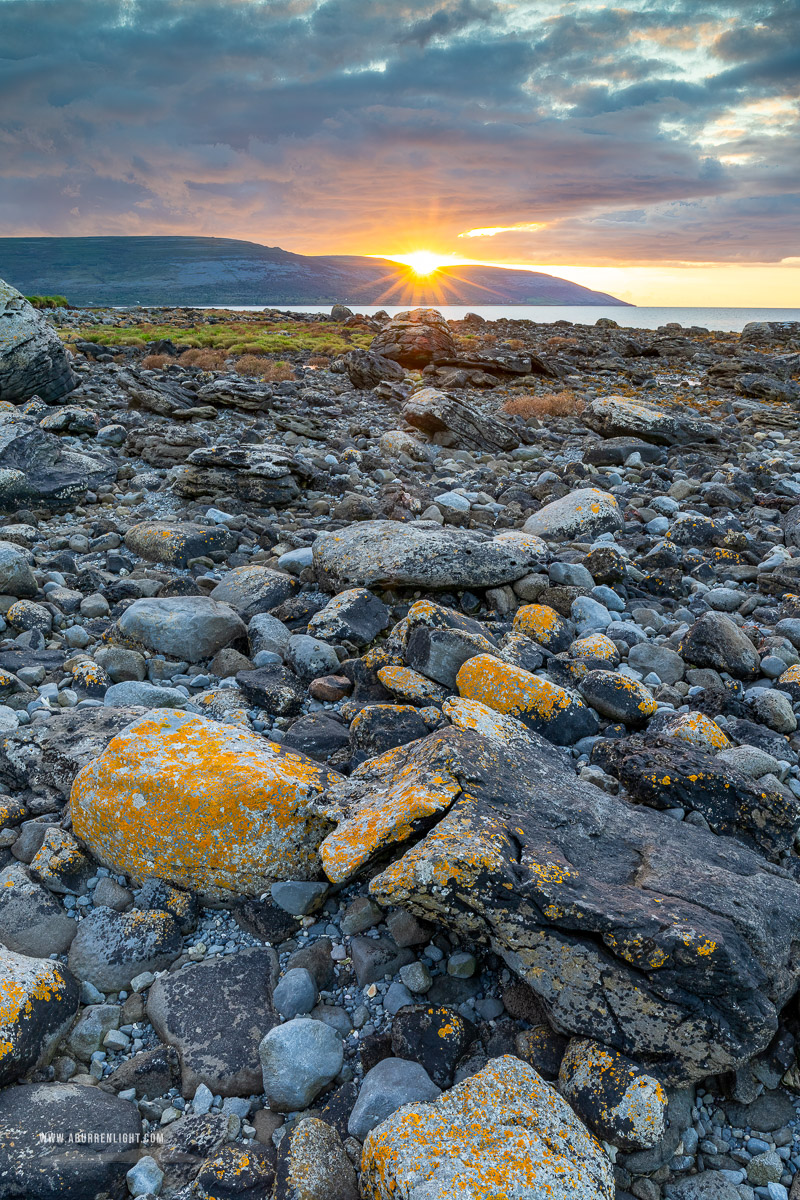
3 276 800 1200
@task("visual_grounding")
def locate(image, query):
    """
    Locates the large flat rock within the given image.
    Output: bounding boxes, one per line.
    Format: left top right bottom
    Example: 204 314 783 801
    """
318 716 800 1084
312 521 545 591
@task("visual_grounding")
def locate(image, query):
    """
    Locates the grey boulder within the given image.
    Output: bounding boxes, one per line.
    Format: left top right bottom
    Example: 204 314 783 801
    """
0 279 76 403
523 488 623 542
116 595 246 662
67 905 182 991
313 520 544 591
259 1017 343 1111
347 1056 440 1141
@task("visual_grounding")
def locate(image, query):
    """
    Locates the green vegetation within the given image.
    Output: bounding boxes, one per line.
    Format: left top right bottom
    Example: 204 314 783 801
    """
63 318 374 356
26 294 69 309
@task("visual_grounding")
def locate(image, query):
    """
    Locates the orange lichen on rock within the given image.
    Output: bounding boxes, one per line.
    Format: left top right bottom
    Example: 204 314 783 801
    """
319 742 461 883
70 709 341 899
360 1054 614 1200
0 946 78 1086
666 711 730 751
455 654 596 744
513 603 572 651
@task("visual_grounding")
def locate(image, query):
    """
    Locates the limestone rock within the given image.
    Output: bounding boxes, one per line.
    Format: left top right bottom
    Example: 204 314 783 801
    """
0 278 77 403
401 387 519 452
523 488 623 542
147 946 280 1097
313 520 543 591
360 1055 613 1200
115 595 246 661
0 414 113 510
583 395 717 445
320 722 800 1083
71 709 339 899
67 904 182 991
124 520 236 568
0 946 79 1086
558 1038 667 1151
172 442 311 505
336 347 405 390
370 308 456 367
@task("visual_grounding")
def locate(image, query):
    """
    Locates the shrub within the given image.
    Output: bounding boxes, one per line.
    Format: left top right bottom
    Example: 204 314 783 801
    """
141 354 172 369
501 389 584 419
307 354 331 367
235 356 295 381
26 294 69 309
178 348 227 370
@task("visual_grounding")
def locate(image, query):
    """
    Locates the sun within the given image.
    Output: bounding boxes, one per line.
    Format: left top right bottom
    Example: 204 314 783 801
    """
401 250 445 275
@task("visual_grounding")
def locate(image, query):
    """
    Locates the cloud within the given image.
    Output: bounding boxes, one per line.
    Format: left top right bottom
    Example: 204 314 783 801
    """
0 0 797 265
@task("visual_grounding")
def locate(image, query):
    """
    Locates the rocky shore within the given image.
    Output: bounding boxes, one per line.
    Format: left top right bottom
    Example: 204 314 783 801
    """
1 276 800 1200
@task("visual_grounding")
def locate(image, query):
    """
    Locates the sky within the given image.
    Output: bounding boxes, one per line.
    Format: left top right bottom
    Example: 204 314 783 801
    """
0 0 798 305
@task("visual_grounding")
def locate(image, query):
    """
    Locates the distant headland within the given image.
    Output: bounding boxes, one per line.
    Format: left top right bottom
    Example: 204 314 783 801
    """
0 235 631 308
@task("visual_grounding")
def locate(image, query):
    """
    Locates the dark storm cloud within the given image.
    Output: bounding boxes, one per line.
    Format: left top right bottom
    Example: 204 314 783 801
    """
0 0 797 263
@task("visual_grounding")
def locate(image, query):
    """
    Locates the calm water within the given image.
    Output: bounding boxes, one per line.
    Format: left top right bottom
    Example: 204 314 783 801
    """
207 305 800 333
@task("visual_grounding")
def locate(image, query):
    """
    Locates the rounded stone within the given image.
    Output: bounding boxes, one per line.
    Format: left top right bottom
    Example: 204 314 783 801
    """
259 1017 344 1112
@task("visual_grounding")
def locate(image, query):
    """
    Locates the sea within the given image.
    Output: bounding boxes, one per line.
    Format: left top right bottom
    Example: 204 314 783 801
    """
210 306 800 334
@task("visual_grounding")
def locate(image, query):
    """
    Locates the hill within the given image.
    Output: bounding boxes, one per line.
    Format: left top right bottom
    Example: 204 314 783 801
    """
0 236 631 308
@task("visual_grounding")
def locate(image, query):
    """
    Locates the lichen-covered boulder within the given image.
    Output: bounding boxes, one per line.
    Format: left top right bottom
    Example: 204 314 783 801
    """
361 1055 613 1200
0 946 79 1086
583 396 716 446
456 653 598 745
313 521 543 591
523 488 623 542
319 720 800 1084
558 1038 667 1151
71 709 340 899
513 603 575 652
370 307 456 367
124 520 236 568
0 278 76 403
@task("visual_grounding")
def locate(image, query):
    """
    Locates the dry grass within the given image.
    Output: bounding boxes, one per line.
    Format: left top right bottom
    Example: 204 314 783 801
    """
235 356 295 381
307 354 331 367
546 335 580 351
141 353 173 369
502 389 583 419
504 338 526 350
178 348 228 370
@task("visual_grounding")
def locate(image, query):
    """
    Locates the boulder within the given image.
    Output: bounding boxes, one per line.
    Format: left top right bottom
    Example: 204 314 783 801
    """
583 395 716 445
172 442 311 505
0 947 79 1086
456 654 598 745
320 722 800 1083
210 563 297 620
0 706 145 802
336 347 405 390
558 1038 667 1151
0 1082 141 1199
679 612 760 680
115 595 246 661
67 905 182 991
0 278 76 403
0 414 114 510
370 308 457 367
275 1116 358 1200
523 488 623 542
348 1057 441 1141
70 709 339 899
0 862 77 957
360 1055 613 1200
401 387 519 452
0 540 37 597
147 946 280 1097
313 521 544 591
259 1017 344 1111
124 520 236 568
307 588 390 646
